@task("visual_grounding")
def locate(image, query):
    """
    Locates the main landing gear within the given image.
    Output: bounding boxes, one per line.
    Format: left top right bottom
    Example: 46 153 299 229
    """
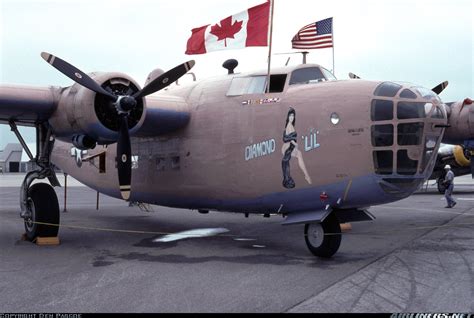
10 121 61 242
24 183 60 241
304 212 342 258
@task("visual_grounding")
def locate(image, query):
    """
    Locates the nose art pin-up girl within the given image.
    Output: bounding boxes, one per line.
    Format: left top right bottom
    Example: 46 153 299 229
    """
281 108 312 189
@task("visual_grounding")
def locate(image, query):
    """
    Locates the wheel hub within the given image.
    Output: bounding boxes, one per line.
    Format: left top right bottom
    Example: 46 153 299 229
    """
24 200 35 232
307 223 324 248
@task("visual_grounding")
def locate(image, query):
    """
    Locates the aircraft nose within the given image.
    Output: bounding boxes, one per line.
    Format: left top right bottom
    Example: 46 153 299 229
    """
370 82 448 196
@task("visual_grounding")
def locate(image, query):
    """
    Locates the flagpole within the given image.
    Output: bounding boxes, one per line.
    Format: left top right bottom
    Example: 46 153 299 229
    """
266 0 275 94
332 17 335 76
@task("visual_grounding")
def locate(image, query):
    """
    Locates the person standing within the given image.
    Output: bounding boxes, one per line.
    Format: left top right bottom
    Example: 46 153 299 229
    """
443 165 457 208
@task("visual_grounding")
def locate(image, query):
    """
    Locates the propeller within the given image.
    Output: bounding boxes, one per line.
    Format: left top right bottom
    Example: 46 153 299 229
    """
41 52 117 100
41 52 195 200
432 81 449 95
348 72 361 80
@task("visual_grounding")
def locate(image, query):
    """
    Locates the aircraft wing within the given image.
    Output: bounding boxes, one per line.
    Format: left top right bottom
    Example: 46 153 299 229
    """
0 84 57 126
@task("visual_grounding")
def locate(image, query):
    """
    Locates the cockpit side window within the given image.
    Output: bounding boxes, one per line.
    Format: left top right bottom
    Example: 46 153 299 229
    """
227 75 287 96
227 76 266 96
290 67 326 85
269 74 287 93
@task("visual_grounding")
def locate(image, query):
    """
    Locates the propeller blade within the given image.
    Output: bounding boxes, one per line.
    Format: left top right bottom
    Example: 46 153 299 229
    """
349 72 361 79
116 115 132 201
133 60 195 99
432 81 449 95
41 52 117 100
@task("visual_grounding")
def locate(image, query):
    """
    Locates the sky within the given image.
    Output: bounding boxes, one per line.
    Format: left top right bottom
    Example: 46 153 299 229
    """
0 0 472 150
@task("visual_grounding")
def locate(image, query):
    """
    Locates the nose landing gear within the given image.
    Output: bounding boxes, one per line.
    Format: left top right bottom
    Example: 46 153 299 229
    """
304 212 342 258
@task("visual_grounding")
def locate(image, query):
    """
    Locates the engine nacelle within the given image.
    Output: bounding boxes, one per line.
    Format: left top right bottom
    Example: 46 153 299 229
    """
443 98 474 144
430 144 471 182
438 144 471 168
145 68 165 86
49 72 146 145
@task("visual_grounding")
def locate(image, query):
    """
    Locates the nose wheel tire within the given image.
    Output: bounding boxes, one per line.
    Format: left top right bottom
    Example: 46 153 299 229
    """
304 212 341 258
24 183 60 241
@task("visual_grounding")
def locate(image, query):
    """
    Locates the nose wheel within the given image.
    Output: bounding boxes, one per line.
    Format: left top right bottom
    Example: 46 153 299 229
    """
304 212 342 258
24 183 60 241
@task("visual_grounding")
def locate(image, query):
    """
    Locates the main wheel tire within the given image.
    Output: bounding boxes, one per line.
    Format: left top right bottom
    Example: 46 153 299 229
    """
437 178 447 194
24 183 60 241
304 212 341 258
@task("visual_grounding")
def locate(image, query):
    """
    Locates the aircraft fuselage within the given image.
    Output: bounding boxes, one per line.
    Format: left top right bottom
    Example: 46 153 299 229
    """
51 69 447 216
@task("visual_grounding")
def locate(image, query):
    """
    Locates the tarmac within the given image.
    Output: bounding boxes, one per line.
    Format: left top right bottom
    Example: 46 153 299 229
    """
0 173 473 313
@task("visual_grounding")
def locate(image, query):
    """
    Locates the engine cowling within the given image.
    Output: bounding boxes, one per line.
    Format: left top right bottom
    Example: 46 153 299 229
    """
443 98 474 144
438 144 471 168
145 68 165 86
49 72 146 145
430 144 471 181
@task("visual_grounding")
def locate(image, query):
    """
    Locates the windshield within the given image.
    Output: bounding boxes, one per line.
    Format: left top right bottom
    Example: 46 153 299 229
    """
321 67 337 81
290 67 328 85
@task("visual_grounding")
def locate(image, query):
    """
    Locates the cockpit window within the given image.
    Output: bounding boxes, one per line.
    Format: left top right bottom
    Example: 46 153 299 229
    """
227 75 287 96
290 67 326 85
374 82 402 97
227 76 266 96
321 67 337 81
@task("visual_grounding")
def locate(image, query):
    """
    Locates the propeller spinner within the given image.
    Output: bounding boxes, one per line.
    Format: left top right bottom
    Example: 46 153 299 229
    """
41 52 195 200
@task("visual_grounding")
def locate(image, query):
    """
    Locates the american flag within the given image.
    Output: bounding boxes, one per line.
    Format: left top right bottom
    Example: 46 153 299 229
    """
292 18 333 50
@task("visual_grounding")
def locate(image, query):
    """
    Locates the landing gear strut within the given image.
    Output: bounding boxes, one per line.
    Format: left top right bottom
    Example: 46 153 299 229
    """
304 212 341 258
10 121 61 241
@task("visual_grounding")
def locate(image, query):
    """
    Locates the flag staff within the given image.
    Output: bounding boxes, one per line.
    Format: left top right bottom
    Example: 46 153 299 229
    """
266 0 275 94
332 17 335 76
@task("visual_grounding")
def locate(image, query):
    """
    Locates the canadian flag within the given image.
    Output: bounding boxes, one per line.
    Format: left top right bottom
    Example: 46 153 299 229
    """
186 1 270 55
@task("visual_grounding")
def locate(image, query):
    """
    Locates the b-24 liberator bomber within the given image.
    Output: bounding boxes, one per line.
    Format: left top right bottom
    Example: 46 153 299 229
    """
0 52 472 257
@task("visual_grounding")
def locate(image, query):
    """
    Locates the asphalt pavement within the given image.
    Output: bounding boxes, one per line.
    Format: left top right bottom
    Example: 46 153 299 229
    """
0 174 473 313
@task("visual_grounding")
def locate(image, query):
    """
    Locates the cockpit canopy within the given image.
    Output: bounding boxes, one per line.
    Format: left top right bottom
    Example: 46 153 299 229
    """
226 64 336 97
